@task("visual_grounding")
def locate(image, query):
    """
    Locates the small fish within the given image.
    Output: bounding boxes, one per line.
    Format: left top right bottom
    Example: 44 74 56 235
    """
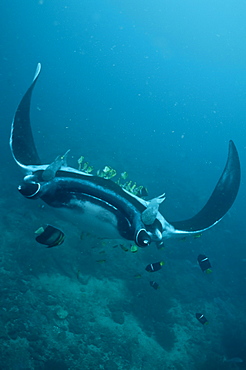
156 242 165 250
196 313 208 325
76 269 81 280
99 250 106 254
96 259 106 264
225 357 243 363
150 281 159 290
121 171 128 180
134 274 142 279
35 225 65 248
120 245 129 252
130 245 138 253
145 261 164 273
194 233 202 239
112 244 118 249
197 254 212 274
80 231 90 240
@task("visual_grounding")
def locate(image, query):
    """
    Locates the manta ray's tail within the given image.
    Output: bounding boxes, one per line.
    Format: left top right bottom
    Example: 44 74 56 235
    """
10 63 42 168
169 140 240 234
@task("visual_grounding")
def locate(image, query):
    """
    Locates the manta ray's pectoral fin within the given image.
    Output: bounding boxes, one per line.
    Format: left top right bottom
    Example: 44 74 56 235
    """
164 140 240 237
10 63 42 169
142 193 165 225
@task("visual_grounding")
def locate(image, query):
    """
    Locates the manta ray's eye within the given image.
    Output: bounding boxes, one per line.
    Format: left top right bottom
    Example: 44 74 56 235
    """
18 182 41 198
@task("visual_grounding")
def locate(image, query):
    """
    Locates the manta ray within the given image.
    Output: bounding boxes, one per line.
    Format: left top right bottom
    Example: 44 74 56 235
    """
10 64 241 248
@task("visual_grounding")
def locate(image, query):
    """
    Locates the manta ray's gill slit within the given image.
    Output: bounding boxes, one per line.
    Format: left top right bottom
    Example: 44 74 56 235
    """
71 193 119 212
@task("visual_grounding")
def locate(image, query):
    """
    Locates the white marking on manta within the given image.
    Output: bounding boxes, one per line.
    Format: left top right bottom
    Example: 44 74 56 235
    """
60 198 126 240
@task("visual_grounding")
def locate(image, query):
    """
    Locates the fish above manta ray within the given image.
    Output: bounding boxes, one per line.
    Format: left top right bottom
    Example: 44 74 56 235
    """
10 64 241 248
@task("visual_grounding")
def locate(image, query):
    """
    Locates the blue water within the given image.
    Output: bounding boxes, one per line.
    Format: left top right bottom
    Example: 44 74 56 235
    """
0 1 246 369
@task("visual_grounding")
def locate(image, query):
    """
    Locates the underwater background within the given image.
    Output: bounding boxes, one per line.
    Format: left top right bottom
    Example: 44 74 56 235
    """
0 0 246 369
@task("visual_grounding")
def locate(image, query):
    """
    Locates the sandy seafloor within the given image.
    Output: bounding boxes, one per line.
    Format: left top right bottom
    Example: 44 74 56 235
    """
0 160 245 370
